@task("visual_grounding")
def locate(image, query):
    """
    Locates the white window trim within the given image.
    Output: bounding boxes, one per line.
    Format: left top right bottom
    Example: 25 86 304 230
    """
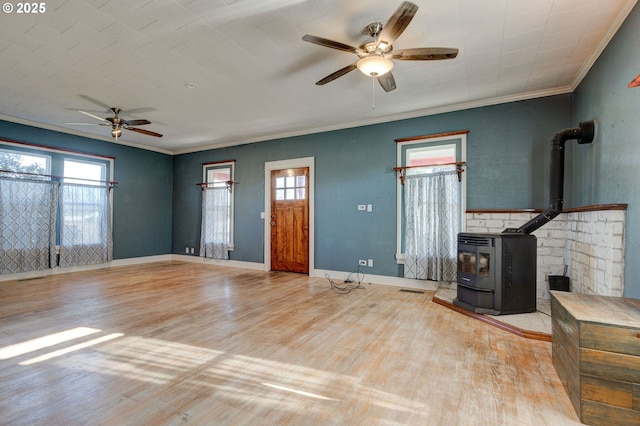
203 161 235 251
395 133 467 264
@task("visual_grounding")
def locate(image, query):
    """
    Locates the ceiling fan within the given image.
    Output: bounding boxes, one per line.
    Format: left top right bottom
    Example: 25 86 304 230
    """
302 1 459 92
67 107 163 140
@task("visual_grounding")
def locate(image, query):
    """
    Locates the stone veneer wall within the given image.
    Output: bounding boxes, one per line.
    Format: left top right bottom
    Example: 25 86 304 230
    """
565 209 626 297
464 206 626 300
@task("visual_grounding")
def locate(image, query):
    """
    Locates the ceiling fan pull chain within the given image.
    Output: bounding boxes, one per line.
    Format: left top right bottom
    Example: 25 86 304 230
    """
372 73 377 109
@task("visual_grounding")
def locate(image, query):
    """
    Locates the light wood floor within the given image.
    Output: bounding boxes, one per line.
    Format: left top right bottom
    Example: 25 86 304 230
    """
0 261 581 425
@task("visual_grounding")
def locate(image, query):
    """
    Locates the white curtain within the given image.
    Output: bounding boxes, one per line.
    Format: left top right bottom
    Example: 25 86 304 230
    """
0 176 58 274
404 166 459 281
59 183 112 267
200 187 231 259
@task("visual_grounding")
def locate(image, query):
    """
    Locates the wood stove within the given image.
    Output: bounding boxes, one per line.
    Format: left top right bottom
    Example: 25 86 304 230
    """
455 232 536 315
453 120 596 315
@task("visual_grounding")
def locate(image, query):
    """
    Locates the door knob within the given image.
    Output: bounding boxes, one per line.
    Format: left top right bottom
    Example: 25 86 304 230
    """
270 221 276 225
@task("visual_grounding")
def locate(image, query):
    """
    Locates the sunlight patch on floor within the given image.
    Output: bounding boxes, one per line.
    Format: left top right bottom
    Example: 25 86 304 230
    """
19 333 124 365
2 325 426 418
0 327 101 360
261 382 338 401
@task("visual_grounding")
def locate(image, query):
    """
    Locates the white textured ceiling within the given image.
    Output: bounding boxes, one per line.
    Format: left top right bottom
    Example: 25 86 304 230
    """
0 0 636 154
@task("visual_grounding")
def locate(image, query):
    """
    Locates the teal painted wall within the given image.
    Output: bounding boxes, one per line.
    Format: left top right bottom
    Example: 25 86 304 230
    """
0 120 174 259
3 3 637 293
572 3 640 298
173 94 573 277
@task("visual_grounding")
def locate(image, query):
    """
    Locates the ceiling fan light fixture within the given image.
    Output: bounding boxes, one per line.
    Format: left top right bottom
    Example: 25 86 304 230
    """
357 55 394 77
111 128 122 138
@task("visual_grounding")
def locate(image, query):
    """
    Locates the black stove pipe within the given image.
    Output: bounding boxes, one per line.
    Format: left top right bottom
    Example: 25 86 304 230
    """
503 120 595 235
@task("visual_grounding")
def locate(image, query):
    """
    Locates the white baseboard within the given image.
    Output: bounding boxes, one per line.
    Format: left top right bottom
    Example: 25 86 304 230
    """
312 268 439 291
0 254 175 282
171 255 265 271
0 255 438 292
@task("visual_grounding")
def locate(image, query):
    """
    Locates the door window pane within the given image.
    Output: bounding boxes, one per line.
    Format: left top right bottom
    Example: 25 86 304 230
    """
285 176 295 188
275 169 307 202
286 189 295 200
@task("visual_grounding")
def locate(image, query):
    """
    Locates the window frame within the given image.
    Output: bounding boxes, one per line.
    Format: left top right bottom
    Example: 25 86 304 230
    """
61 158 111 248
0 139 115 249
395 132 467 264
202 160 235 251
0 146 52 177
0 141 113 182
63 158 107 186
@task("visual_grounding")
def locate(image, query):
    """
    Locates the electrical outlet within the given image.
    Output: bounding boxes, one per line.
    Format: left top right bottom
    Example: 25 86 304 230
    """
358 259 367 266
368 259 373 267
357 205 366 211
185 247 189 254
367 204 372 212
190 248 194 254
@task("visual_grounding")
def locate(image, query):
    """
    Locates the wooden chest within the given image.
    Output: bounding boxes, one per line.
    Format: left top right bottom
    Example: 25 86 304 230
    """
551 291 640 425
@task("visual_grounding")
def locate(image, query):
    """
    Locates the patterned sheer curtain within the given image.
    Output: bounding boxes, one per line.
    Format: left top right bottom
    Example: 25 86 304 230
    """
200 187 231 259
403 165 459 281
0 176 59 274
59 183 112 267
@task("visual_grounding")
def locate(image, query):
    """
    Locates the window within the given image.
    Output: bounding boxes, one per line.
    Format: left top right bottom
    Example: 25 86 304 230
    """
200 161 235 259
396 132 467 282
0 149 50 177
0 141 114 274
207 167 231 189
59 158 112 266
406 145 456 170
275 174 306 201
63 159 105 185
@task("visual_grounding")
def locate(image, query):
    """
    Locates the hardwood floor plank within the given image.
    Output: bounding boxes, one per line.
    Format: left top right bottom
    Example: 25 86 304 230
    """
0 261 580 425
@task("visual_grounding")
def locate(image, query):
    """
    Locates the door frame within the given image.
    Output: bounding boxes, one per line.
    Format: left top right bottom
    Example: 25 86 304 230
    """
264 157 315 274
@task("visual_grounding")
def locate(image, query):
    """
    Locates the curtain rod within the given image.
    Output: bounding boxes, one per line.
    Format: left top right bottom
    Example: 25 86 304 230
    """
195 181 235 192
393 161 466 184
0 169 118 188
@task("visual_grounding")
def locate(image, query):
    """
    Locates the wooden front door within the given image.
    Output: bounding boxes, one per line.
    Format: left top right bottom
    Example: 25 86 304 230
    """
270 167 309 273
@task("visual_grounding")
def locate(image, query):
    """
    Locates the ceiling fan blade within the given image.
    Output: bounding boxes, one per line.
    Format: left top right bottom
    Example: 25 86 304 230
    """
78 95 113 111
376 1 418 49
79 110 108 122
302 34 359 54
123 119 151 126
315 63 358 85
125 126 163 138
65 122 109 126
391 47 459 61
377 72 397 92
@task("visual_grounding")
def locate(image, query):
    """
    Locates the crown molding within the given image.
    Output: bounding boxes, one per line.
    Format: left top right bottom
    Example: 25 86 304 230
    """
0 114 173 155
569 0 639 91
